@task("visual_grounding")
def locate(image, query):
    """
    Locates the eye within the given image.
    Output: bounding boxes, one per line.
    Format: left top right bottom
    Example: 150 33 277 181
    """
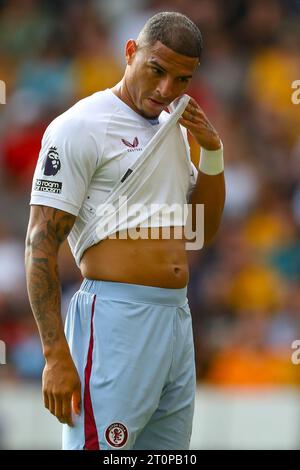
152 67 163 75
178 77 189 83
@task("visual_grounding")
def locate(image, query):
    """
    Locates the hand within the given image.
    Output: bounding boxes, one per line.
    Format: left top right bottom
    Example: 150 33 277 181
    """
178 96 221 151
42 350 81 426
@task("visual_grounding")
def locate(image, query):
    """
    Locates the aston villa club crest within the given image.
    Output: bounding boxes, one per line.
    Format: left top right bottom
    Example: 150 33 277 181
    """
105 422 128 448
43 146 61 176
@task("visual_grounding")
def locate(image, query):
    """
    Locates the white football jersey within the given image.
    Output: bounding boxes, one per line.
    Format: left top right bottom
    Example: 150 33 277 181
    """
30 89 198 265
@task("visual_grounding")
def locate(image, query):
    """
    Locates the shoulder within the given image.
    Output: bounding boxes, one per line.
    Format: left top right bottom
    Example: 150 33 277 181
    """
46 89 117 140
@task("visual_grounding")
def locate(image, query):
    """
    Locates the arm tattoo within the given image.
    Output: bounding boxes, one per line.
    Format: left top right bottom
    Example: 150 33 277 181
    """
25 206 76 349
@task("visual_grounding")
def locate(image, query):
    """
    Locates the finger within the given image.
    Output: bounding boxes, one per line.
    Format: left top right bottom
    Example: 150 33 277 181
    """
72 386 82 416
183 104 203 117
185 102 205 118
54 395 63 422
181 110 193 122
184 104 198 116
178 117 198 130
62 396 74 426
184 105 197 116
178 117 188 126
181 112 201 125
48 394 55 416
179 118 210 138
43 391 49 410
188 96 203 110
179 116 191 125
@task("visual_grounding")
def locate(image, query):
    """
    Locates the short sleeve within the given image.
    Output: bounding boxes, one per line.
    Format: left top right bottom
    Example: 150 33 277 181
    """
30 116 99 216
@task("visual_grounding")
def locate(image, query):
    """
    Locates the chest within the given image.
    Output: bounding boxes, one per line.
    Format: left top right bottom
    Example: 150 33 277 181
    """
87 117 191 208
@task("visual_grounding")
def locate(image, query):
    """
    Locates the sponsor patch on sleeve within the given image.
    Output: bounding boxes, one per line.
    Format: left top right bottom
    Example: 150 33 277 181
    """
34 179 62 194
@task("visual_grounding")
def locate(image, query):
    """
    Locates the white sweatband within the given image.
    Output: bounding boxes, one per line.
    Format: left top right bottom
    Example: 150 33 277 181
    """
199 141 224 175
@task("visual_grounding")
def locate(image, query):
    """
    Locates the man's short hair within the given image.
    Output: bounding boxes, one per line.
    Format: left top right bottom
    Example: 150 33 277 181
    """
137 12 203 61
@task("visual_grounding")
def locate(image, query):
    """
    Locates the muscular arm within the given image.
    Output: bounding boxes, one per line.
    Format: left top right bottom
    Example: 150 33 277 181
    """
25 205 80 425
25 206 74 350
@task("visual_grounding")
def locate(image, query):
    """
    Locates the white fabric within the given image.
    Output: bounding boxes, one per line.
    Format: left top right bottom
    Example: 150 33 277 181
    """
199 142 224 175
30 89 197 266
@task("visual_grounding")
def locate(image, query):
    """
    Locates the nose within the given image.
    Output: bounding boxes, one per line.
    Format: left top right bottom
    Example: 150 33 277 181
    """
156 76 174 100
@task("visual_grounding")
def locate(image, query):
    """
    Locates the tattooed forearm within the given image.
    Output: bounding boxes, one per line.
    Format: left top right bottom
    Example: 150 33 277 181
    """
25 206 76 352
27 256 61 346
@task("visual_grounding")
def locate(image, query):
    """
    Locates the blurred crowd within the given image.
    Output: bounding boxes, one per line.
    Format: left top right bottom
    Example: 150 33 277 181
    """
0 0 300 387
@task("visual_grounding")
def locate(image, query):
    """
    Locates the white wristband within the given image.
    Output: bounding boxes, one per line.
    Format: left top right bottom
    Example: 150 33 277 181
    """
199 141 224 175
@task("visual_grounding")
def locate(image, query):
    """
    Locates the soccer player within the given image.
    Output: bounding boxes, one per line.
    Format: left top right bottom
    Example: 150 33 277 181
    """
25 12 225 450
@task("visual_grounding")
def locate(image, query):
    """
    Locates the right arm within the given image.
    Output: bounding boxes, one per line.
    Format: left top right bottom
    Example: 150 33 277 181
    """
25 205 80 426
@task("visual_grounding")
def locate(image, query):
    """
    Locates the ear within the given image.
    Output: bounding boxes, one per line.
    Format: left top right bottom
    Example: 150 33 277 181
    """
125 39 138 65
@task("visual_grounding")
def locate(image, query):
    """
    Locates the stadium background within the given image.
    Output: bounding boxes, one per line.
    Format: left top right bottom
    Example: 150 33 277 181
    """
0 0 300 449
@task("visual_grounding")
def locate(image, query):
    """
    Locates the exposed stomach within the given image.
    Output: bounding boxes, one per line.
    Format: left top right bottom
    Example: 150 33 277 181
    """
80 227 189 288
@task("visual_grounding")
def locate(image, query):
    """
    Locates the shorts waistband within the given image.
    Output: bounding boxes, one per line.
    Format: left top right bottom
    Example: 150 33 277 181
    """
80 279 187 307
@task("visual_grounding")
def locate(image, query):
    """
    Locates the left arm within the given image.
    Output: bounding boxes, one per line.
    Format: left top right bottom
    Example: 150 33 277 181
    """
189 170 225 247
179 97 225 247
